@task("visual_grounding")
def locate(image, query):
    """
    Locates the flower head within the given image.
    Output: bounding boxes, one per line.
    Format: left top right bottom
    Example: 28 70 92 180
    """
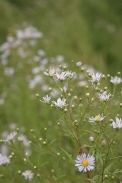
4 131 17 142
89 114 105 122
65 70 75 78
98 91 112 101
55 71 67 81
44 67 55 77
42 95 51 104
89 72 102 84
75 153 95 172
0 154 10 165
53 98 67 108
110 117 122 129
76 61 82 67
22 170 34 180
110 76 122 85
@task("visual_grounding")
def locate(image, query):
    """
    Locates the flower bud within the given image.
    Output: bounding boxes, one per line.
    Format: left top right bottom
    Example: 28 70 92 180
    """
36 94 39 98
89 136 94 142
86 93 90 97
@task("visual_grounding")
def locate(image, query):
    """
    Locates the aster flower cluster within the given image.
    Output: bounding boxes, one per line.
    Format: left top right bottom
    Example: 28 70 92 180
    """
40 63 122 179
44 67 75 81
0 25 122 183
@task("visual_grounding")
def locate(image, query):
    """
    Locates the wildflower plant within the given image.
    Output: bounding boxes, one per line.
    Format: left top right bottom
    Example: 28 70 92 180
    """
37 62 122 183
0 25 122 183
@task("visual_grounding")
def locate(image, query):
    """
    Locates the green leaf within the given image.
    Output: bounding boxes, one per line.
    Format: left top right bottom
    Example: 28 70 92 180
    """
104 163 113 174
96 153 104 165
60 147 74 163
48 139 57 146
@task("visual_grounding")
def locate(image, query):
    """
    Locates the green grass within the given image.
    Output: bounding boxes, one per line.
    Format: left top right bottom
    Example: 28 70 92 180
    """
0 0 122 74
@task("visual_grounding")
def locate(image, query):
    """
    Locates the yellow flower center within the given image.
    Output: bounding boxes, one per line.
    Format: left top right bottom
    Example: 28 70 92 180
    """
95 115 101 121
81 159 89 167
25 172 31 177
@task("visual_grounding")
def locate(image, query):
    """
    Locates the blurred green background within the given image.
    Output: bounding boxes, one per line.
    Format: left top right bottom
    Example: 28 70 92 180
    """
0 0 122 74
0 1 122 182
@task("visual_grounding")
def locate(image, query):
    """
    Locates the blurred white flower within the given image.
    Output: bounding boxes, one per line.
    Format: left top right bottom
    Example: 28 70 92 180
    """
3 132 17 142
101 140 106 145
37 49 45 57
56 55 64 63
29 40 36 46
9 122 17 130
44 67 55 77
89 114 105 122
0 98 4 105
0 154 10 165
1 59 8 65
32 67 41 74
60 85 67 93
41 95 51 104
4 67 14 76
65 71 75 78
110 117 122 129
53 98 67 108
41 84 49 92
89 72 102 84
55 71 67 80
75 153 95 172
50 89 59 98
110 76 122 85
0 145 8 155
1 50 10 59
78 81 87 87
7 36 14 43
0 42 10 52
76 61 82 67
98 91 112 101
19 134 30 147
16 26 43 39
22 170 34 180
29 75 42 89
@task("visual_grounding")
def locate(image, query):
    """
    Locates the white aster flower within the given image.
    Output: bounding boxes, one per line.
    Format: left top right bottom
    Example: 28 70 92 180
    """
65 71 75 78
22 170 34 180
110 76 122 85
4 131 17 142
89 72 102 84
41 95 51 104
110 117 122 129
76 61 82 67
89 114 105 122
55 71 67 81
53 98 67 108
0 154 10 165
60 85 67 93
98 91 112 101
75 153 95 172
44 67 55 77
